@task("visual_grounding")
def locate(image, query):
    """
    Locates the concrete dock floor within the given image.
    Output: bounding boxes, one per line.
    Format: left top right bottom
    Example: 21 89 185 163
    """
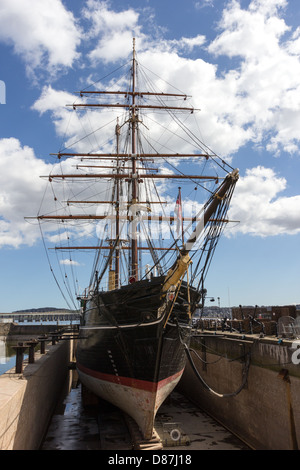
41 386 100 450
156 392 250 450
41 385 250 451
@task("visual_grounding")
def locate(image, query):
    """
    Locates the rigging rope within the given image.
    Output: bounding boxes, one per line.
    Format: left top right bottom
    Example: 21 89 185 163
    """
39 52 237 299
38 222 77 310
137 60 234 173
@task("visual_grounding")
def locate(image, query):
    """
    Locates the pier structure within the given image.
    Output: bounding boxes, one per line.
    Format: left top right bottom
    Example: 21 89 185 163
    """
0 310 80 323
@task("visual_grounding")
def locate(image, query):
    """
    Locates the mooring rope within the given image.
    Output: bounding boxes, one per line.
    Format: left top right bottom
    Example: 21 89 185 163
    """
183 342 251 398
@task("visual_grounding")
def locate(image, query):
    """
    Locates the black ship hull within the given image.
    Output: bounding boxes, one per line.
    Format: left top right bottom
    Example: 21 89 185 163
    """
76 276 199 439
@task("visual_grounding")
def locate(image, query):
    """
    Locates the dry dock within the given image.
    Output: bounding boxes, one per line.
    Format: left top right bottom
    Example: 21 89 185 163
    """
41 384 249 451
0 326 249 451
1 321 300 451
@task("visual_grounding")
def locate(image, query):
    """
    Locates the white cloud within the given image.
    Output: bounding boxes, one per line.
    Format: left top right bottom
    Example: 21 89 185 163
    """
0 138 52 247
207 0 300 156
136 50 252 157
60 259 81 266
13 0 300 244
82 0 141 64
0 138 93 249
31 85 80 145
194 0 214 8
160 35 206 53
209 0 289 60
228 166 300 237
0 135 109 249
28 0 300 160
180 35 206 50
74 0 300 159
286 27 300 55
0 0 81 76
32 85 120 153
31 86 76 115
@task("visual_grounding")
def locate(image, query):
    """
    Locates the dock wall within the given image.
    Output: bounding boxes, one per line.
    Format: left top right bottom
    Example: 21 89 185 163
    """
0 322 67 337
0 338 74 450
178 332 300 450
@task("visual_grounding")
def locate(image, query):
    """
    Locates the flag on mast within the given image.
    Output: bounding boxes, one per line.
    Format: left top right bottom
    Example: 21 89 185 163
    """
174 187 183 242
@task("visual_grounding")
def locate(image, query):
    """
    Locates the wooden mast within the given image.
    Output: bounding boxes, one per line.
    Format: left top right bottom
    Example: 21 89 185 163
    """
115 118 120 289
33 38 239 292
130 37 138 282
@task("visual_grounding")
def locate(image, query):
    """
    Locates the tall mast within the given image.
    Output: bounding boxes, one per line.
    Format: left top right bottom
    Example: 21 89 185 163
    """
33 38 238 293
115 118 121 289
131 37 138 281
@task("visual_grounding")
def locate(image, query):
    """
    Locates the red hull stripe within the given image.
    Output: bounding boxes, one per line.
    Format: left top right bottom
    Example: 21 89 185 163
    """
77 362 183 393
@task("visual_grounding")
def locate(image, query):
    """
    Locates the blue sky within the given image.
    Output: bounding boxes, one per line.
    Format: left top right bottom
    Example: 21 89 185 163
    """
0 0 300 311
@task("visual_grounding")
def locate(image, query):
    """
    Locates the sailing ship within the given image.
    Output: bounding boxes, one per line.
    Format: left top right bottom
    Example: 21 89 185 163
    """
35 39 239 439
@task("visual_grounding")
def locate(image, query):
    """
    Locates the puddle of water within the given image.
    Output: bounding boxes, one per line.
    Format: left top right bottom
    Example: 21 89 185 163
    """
0 338 19 374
